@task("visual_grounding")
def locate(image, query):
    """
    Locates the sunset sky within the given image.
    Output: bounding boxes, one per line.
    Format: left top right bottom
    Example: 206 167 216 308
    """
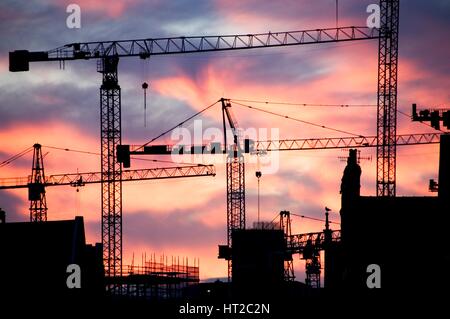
0 0 449 281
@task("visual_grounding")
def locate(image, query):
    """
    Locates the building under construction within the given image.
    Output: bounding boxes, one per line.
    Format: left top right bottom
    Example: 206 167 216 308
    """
109 255 199 300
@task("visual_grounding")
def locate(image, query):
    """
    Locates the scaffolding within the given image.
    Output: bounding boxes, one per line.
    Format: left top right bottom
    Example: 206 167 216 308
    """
108 254 199 300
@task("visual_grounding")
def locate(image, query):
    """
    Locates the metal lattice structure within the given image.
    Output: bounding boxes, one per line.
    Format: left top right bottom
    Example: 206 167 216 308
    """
0 165 216 189
377 0 400 196
225 157 246 237
279 211 295 281
99 57 123 280
112 255 200 300
129 133 440 154
288 231 341 250
288 229 341 288
42 27 379 60
222 98 246 280
305 254 321 289
255 133 440 152
226 155 246 279
29 144 47 222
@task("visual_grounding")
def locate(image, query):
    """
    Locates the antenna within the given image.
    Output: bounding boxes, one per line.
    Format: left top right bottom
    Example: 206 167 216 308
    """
338 149 372 164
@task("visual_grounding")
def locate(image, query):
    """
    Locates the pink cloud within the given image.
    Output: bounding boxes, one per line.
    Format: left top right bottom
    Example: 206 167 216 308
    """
152 42 380 140
50 0 141 19
213 0 364 31
0 57 7 73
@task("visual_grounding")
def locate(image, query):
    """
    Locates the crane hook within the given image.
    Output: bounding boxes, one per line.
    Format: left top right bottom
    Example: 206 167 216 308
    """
142 82 149 127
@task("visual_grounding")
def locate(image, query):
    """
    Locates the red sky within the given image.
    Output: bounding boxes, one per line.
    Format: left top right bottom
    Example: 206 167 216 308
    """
0 0 448 281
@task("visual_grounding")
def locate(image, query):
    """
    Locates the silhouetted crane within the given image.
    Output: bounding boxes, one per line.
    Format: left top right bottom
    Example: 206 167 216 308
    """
0 144 215 223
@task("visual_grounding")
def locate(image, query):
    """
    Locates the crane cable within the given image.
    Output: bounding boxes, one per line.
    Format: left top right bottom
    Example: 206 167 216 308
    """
228 98 376 108
230 98 445 133
232 100 365 137
290 212 340 225
0 146 34 168
269 211 340 225
136 99 221 151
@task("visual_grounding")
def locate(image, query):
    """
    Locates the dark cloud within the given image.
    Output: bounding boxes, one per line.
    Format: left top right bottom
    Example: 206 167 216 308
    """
0 80 98 131
399 0 450 84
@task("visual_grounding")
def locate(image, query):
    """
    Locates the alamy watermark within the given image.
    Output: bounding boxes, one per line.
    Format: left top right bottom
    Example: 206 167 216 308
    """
66 263 81 288
66 4 81 29
366 4 381 28
366 264 381 288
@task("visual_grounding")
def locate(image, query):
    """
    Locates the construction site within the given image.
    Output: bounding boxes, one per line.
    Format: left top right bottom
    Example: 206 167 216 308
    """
0 0 449 315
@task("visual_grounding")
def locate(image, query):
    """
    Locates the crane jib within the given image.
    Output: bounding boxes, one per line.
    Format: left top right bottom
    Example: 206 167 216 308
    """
9 26 380 72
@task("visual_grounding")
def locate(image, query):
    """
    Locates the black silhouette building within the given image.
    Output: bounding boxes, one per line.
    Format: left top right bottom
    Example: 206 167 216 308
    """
0 216 104 303
231 227 285 298
330 134 450 292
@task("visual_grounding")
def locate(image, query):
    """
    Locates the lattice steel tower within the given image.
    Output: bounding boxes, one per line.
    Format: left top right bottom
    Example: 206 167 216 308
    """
29 143 47 222
377 0 400 196
222 98 246 280
99 57 123 279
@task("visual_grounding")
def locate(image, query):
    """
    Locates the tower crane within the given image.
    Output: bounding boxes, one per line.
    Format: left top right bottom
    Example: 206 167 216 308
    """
8 0 399 280
377 0 400 197
279 210 341 288
0 144 215 223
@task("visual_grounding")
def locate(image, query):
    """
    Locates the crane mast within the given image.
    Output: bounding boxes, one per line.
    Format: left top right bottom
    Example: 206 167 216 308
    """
221 98 246 280
377 0 400 196
29 144 47 222
97 56 123 278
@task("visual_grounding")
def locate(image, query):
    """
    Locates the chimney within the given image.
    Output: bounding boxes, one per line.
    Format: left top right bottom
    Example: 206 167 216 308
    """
340 149 362 203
